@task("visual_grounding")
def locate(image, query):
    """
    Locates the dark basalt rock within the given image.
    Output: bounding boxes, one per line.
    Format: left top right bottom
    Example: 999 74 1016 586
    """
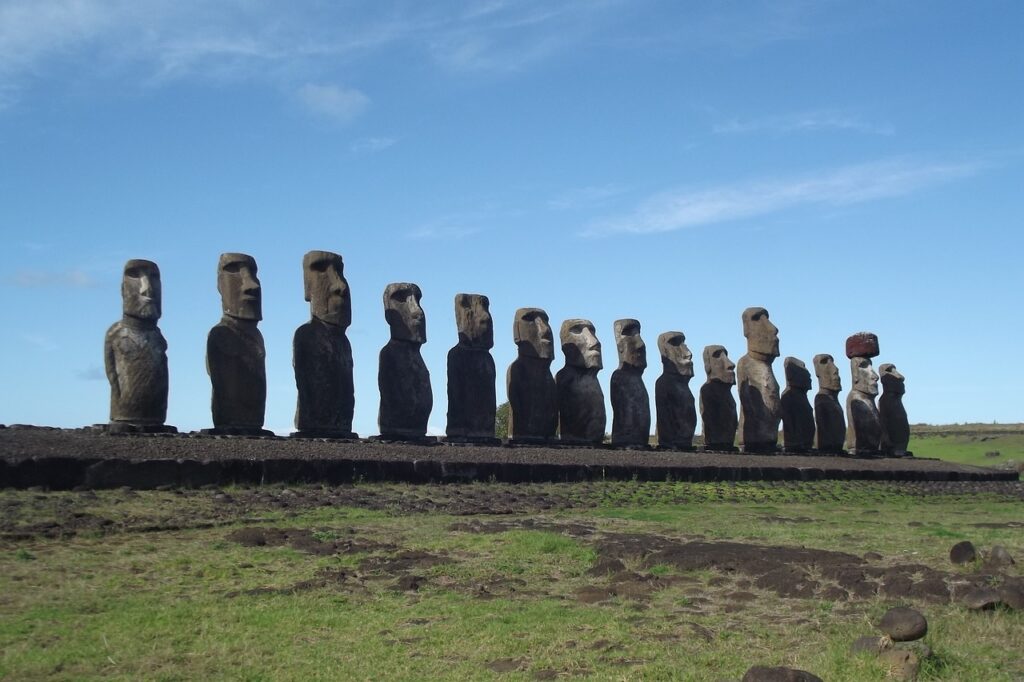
741 665 823 682
879 363 910 456
737 308 782 453
878 606 928 641
507 308 557 442
700 345 738 451
949 540 977 565
781 357 814 453
610 319 650 447
556 319 605 444
446 294 497 442
655 331 696 450
378 283 432 440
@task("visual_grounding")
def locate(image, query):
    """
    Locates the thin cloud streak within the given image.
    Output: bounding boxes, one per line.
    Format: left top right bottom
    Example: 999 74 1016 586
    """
582 158 984 237
296 83 369 123
351 136 398 154
547 183 627 210
8 269 98 288
713 110 894 136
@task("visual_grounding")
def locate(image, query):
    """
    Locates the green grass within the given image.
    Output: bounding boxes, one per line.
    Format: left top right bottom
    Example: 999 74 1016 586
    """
1 482 1022 681
911 433 1024 467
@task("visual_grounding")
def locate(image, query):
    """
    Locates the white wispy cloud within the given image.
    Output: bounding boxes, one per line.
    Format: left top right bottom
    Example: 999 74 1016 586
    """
22 334 58 352
351 136 398 154
407 223 482 241
547 184 627 210
9 268 98 288
297 83 369 123
582 158 984 237
713 110 894 136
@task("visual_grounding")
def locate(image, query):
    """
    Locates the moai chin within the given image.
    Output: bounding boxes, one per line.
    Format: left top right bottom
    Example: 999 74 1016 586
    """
845 335 882 455
556 319 606 444
292 250 357 439
878 363 911 457
378 282 432 440
781 357 815 453
446 293 498 443
700 345 738 451
655 331 697 450
104 259 175 434
205 253 271 436
737 307 782 453
506 307 558 442
610 319 651 447
813 353 846 453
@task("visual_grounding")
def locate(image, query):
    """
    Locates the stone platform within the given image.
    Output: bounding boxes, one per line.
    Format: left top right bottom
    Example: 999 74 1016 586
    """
0 426 1015 490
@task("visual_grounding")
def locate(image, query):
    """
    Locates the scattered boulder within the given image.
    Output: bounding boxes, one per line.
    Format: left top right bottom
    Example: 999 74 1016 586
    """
949 541 977 565
850 635 890 655
984 450 1000 458
985 545 1015 568
961 586 1003 610
741 665 823 682
878 649 920 681
878 607 928 641
997 583 1024 610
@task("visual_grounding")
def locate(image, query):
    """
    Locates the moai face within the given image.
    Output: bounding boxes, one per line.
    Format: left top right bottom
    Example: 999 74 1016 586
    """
742 307 780 359
218 253 262 321
703 345 736 385
303 250 351 328
560 319 602 370
122 259 161 321
814 354 842 392
879 363 906 395
658 331 693 378
614 319 647 370
851 357 879 396
455 293 493 349
513 307 554 360
784 357 812 391
384 282 426 343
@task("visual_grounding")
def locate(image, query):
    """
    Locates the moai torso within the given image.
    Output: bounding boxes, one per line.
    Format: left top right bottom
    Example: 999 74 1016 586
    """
556 319 605 444
700 345 737 451
844 334 882 456
446 294 497 442
507 308 558 442
655 332 696 449
813 354 845 453
737 307 782 452
378 283 432 439
878 363 910 456
780 357 815 453
610 319 650 447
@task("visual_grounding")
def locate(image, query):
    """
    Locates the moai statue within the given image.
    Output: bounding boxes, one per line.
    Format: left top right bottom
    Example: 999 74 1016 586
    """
611 319 651 447
737 307 782 453
845 332 882 456
378 283 432 440
292 250 356 438
700 345 738 451
206 253 271 435
446 293 497 443
104 259 175 433
878 363 911 457
813 353 846 453
781 357 815 453
655 331 696 450
555 319 606 444
506 308 558 442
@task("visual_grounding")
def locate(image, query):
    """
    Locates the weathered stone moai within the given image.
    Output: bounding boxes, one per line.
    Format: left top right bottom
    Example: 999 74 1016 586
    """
655 331 696 450
611 319 651 447
845 332 882 456
446 293 497 443
556 319 606 444
737 307 782 453
879 363 911 457
700 345 738 451
506 308 558 442
781 357 815 453
292 250 356 438
813 353 846 453
206 253 271 435
104 259 175 433
378 283 432 440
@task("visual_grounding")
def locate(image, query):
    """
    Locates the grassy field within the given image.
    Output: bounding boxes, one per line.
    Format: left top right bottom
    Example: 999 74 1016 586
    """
1 481 1022 681
909 423 1024 468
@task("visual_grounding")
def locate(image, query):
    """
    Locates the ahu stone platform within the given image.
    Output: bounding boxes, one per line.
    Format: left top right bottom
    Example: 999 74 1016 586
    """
0 426 1016 490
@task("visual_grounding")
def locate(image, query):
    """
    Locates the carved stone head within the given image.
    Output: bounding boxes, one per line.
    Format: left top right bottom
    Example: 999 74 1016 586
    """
513 307 554 360
814 354 842 392
455 293 493 349
614 319 646 371
742 307 780 360
384 282 426 343
658 331 693 378
851 357 879 396
879 363 905 395
217 253 261 321
303 250 350 328
784 357 812 391
560 319 602 370
122 259 161 321
703 345 736 385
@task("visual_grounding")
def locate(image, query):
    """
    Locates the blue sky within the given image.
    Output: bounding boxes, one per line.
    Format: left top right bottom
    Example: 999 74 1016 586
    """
1 0 1021 435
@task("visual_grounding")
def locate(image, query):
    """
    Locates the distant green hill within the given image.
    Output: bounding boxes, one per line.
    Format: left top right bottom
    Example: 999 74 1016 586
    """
909 423 1024 469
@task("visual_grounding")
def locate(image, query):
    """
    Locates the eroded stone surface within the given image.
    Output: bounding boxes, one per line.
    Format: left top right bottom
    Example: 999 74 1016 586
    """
781 357 814 453
813 354 845 453
741 665 823 682
878 606 928 641
700 345 738 451
737 307 782 453
610 319 650 447
507 308 557 442
447 294 496 442
105 259 173 433
556 319 605 444
879 363 910 456
846 332 880 359
292 251 356 438
846 355 881 455
378 283 431 439
655 331 696 449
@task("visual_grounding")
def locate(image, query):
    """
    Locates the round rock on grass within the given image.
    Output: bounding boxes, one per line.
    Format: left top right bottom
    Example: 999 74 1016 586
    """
985 545 1015 568
742 666 823 682
949 540 977 565
878 607 928 641
878 649 920 682
962 586 1003 611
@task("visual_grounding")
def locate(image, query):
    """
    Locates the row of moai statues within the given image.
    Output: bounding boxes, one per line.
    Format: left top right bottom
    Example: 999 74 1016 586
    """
104 253 910 456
